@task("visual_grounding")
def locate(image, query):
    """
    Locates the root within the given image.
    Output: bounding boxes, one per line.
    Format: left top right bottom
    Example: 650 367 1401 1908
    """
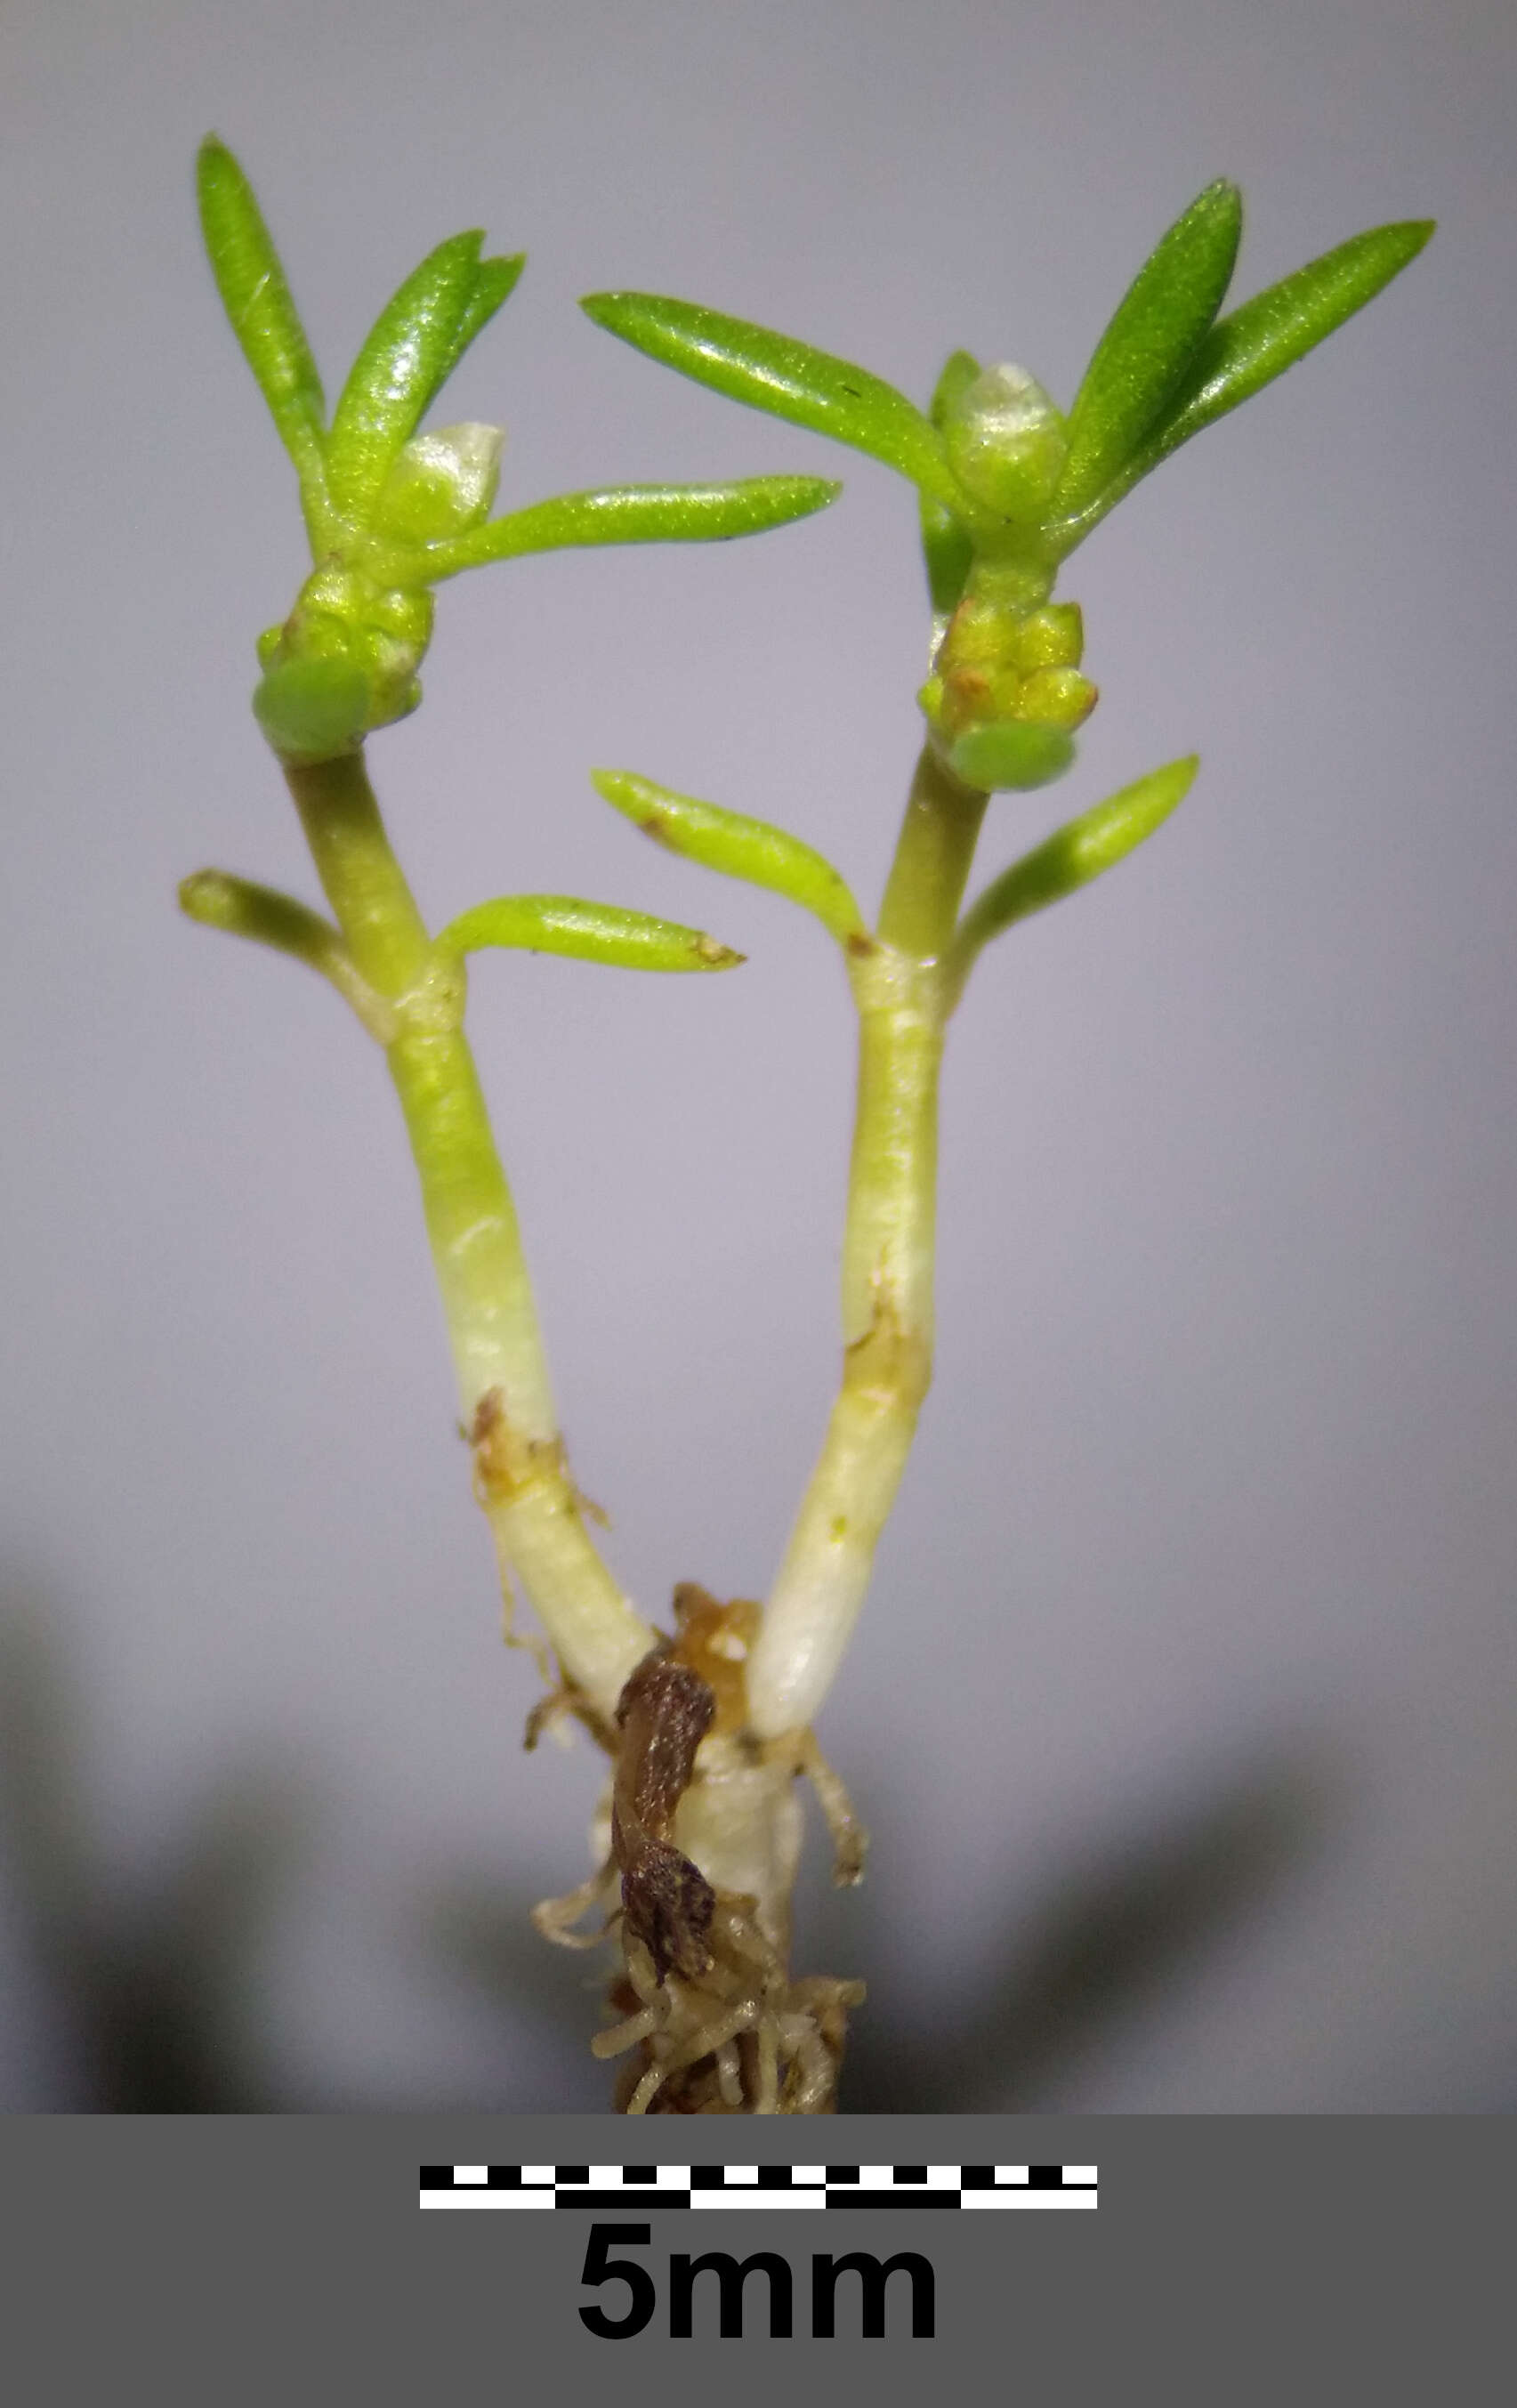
788 1727 869 1887
599 1896 864 2116
530 1583 867 2113
530 1858 619 1951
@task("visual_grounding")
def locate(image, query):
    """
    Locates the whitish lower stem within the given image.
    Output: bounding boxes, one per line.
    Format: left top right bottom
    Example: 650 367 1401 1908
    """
746 747 988 1739
286 752 653 1719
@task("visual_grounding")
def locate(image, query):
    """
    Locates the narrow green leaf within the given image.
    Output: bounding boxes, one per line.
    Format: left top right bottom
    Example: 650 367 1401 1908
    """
920 351 980 615
581 290 961 506
592 769 866 946
431 253 527 391
1062 218 1434 534
178 869 397 1040
1055 180 1242 518
196 136 326 475
327 231 484 520
1141 220 1433 463
948 755 1198 989
419 475 839 579
435 893 744 973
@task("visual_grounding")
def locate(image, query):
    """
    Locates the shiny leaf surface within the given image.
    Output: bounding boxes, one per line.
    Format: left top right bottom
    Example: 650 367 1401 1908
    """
592 769 865 945
581 290 960 505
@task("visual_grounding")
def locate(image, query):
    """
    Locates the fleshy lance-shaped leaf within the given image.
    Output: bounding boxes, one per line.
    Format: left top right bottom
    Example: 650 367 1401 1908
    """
178 869 397 1040
419 476 838 579
920 351 980 616
948 755 1198 990
434 893 744 973
430 253 527 392
327 231 485 519
197 136 326 476
592 770 866 946
1062 218 1433 533
581 291 962 507
1055 180 1242 519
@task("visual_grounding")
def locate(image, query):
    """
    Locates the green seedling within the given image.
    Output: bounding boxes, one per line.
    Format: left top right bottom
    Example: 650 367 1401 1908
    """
185 140 1431 2112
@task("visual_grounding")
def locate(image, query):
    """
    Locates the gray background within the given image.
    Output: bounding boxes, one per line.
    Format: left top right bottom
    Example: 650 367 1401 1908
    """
10 2118 1506 2392
2 0 1512 2113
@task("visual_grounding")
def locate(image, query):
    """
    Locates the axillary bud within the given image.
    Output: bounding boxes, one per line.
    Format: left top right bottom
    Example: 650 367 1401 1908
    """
253 562 435 763
920 569 1097 791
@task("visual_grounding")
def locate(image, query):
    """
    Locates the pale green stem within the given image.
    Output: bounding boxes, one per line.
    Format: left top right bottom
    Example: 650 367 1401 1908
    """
285 751 653 1717
874 744 992 960
746 748 988 1739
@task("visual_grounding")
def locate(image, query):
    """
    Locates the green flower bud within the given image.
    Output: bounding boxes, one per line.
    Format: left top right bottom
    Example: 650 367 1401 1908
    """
918 561 1095 790
1010 602 1084 671
1013 666 1097 731
941 363 1069 524
931 589 1023 674
373 422 505 546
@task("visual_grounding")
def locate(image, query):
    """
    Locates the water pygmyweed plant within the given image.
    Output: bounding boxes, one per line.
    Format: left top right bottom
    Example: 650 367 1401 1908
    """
184 140 1432 2113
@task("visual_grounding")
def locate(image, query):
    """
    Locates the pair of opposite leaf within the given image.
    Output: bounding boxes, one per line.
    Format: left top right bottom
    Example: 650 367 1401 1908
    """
583 183 1429 798
190 136 1431 1008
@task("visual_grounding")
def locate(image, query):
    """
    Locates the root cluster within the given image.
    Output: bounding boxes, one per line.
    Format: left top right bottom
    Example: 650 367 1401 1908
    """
595 1897 864 2115
531 1583 866 2114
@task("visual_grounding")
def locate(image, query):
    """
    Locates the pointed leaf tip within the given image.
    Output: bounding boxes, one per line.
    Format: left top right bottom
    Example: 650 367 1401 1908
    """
432 251 528 391
1060 213 1434 534
419 474 838 578
327 230 489 520
1145 218 1434 465
1056 178 1243 519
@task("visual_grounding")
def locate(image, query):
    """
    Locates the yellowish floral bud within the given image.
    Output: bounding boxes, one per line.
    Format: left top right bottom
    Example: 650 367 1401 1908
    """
1011 602 1084 670
1014 666 1098 730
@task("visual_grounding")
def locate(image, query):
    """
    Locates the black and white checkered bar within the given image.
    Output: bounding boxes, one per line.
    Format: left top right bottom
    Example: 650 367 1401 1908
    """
419 2164 1097 2210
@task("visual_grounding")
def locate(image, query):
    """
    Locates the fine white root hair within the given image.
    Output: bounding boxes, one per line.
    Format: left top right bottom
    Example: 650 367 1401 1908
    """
531 1858 618 1951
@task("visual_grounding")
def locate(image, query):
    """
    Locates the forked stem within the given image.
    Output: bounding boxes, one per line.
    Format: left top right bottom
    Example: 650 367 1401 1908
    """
285 752 653 1720
747 747 987 1739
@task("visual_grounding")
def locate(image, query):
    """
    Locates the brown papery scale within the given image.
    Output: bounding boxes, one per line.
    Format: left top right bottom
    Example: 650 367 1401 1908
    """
612 1646 718 1983
554 1585 865 2113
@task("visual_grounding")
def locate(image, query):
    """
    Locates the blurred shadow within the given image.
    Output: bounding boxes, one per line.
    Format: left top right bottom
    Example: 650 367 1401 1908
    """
2 1580 1336 2113
424 1742 1335 2114
0 1592 306 2112
426 1874 620 2112
835 1749 1335 2112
